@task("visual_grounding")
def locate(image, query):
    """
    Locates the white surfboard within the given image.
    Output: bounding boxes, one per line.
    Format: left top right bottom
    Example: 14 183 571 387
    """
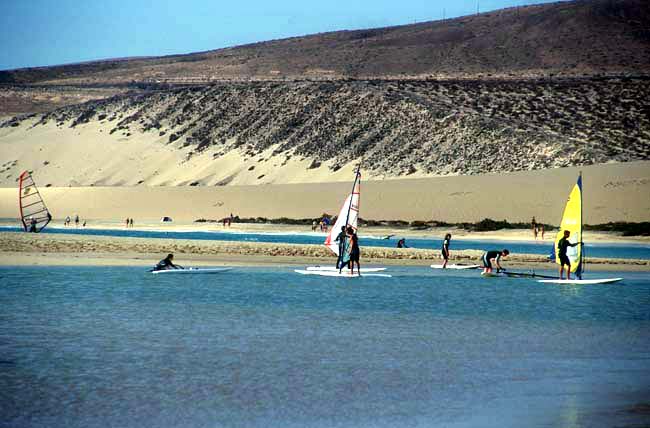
294 269 392 278
306 266 387 272
151 267 232 275
480 271 508 278
537 278 623 285
431 264 480 270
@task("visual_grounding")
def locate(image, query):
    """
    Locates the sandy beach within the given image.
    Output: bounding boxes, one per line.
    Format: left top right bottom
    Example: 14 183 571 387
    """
2 231 647 272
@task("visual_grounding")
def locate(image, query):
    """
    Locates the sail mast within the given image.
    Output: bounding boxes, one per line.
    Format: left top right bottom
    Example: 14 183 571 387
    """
578 171 583 279
343 162 362 230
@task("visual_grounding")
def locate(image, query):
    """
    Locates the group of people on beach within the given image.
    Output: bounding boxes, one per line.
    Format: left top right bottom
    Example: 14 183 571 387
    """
64 215 85 228
125 218 134 228
531 217 545 240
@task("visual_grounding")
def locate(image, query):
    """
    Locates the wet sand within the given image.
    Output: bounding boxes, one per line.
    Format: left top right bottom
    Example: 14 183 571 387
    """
1 232 647 271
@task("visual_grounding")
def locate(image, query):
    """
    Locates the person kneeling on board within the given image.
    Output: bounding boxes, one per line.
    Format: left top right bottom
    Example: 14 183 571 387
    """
481 249 509 274
153 253 183 271
558 230 583 280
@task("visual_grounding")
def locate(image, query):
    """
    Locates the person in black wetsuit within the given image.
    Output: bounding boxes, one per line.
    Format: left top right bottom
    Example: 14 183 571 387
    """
396 238 408 248
28 217 37 233
153 253 183 271
558 230 581 279
347 225 361 276
334 226 347 269
441 233 451 268
482 249 509 274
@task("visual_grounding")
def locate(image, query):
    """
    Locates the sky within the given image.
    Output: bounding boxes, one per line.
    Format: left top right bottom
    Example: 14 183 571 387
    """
0 0 559 71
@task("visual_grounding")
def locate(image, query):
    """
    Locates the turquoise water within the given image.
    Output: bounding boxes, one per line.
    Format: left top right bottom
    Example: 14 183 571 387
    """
1 266 649 428
2 225 650 260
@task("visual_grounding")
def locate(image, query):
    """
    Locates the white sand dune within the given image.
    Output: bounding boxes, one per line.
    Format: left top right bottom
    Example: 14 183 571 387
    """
1 118 649 224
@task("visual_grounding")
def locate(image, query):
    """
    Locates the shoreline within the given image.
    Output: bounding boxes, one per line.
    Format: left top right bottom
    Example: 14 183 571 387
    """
2 232 648 271
1 221 648 245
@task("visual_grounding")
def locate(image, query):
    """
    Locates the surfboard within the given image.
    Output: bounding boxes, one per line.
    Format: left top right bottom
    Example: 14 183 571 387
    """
306 266 387 272
480 271 508 278
294 269 392 278
537 278 623 285
431 264 480 270
151 267 232 275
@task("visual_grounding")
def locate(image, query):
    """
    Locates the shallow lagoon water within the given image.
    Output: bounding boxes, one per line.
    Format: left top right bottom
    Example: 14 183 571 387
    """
2 225 650 260
1 266 649 428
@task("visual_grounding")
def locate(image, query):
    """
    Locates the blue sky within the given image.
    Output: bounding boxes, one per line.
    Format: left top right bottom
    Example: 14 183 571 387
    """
1 0 558 70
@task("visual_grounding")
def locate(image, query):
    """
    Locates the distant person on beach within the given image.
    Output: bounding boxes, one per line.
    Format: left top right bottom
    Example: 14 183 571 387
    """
65 216 70 226
482 249 509 274
125 218 129 228
558 230 582 280
152 253 183 271
397 238 408 248
75 215 79 227
335 226 347 269
441 233 451 268
82 220 86 227
346 225 361 275
129 218 134 228
532 217 537 240
540 224 545 240
312 220 317 232
28 217 37 232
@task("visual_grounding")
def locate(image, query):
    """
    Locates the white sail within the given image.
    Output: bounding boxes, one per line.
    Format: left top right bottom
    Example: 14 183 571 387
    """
324 170 360 256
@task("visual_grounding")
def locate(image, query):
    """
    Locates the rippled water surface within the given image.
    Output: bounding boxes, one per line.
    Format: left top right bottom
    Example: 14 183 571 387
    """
1 266 649 428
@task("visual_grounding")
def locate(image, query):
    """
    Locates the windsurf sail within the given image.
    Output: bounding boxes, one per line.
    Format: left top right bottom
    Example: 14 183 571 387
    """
18 171 52 232
324 165 361 263
554 173 582 279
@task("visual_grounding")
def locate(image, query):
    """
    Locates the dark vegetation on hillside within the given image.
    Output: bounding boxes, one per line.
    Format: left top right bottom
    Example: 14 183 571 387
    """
5 77 648 177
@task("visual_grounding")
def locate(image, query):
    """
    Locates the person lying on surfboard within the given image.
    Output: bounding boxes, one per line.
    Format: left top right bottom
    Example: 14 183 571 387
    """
481 249 509 274
153 253 183 271
441 233 451 268
558 230 583 280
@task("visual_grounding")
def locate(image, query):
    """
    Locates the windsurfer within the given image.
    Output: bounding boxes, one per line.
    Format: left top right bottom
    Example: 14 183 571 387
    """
347 226 361 276
153 253 183 271
28 217 37 233
334 226 347 269
482 249 509 274
558 230 582 279
441 233 451 268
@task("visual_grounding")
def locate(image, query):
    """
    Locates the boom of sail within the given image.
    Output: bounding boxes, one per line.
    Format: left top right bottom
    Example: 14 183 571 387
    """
18 171 52 232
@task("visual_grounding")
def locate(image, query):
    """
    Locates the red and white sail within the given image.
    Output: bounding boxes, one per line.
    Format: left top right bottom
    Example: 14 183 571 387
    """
18 171 52 232
324 170 360 256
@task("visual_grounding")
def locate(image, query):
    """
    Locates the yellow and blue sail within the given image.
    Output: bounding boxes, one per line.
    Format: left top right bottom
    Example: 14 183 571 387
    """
554 175 583 278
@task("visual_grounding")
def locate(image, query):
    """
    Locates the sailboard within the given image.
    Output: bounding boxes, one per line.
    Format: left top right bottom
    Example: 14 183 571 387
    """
324 165 361 263
431 264 480 270
150 267 232 275
540 173 622 284
18 171 52 232
294 269 392 278
306 266 387 272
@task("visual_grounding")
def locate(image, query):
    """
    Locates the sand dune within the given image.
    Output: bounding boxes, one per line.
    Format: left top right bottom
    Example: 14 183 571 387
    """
1 160 648 224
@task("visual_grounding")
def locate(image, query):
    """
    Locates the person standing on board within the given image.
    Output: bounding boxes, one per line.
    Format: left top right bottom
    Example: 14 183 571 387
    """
441 233 452 268
28 217 37 232
481 249 509 274
347 225 361 276
334 226 347 269
558 230 582 280
152 253 183 271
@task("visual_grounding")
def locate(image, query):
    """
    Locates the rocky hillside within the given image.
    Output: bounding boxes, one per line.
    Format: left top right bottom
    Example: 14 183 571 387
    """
4 76 649 178
1 0 649 85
